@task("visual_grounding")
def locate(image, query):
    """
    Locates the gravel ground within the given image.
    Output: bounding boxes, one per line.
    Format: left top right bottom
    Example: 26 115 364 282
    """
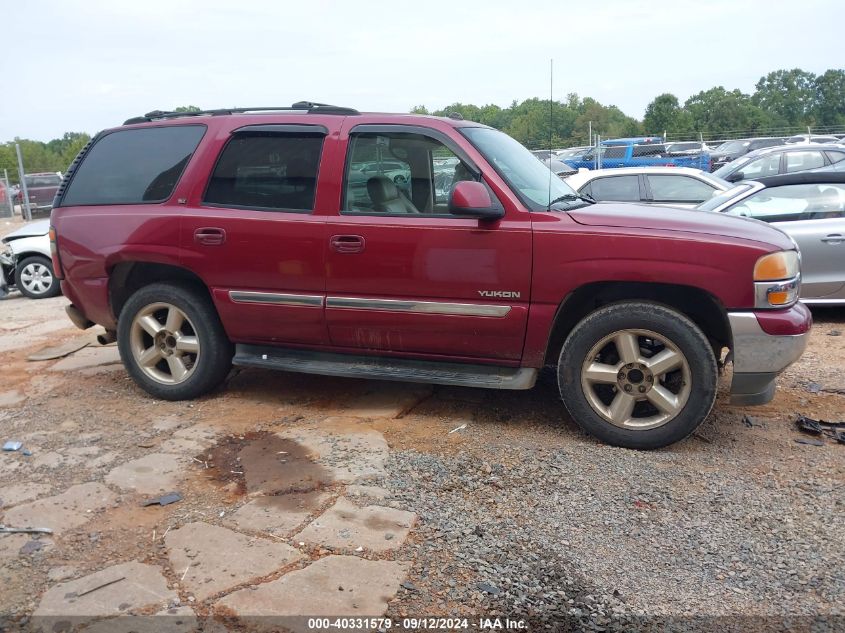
380 313 845 632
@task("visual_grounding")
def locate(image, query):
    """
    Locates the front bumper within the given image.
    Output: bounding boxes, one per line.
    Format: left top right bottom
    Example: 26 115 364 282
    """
728 304 811 405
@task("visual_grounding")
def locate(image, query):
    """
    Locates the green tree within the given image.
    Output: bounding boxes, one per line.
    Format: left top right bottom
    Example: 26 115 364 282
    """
813 69 845 126
685 87 777 136
752 69 817 126
174 105 201 113
642 93 693 136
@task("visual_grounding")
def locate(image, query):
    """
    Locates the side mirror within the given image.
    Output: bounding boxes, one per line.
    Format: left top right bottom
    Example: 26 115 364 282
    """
449 181 504 221
726 171 744 183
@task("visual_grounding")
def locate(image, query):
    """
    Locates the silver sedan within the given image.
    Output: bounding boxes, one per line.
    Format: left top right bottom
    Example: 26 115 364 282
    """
698 172 845 305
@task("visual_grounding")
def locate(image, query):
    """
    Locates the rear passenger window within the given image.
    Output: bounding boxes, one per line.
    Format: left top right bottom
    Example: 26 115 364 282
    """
646 175 715 202
602 146 626 159
589 175 640 202
826 151 845 164
632 144 665 157
204 133 324 212
785 151 825 173
62 125 206 206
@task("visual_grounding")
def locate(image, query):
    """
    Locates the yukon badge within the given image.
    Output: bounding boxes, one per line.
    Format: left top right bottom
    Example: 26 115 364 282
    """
478 290 520 299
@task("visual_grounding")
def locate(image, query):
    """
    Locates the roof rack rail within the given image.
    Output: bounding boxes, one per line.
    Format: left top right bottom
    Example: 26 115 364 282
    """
123 102 359 125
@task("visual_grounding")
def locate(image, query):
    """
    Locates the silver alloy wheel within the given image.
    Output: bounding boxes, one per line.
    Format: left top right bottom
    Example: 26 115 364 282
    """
20 261 53 295
129 302 200 385
580 328 692 430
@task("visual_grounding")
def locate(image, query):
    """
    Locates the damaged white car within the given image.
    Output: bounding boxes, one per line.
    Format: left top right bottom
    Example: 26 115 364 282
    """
0 220 61 299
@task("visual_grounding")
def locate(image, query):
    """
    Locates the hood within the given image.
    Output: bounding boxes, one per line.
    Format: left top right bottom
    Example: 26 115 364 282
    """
568 202 795 250
2 219 50 243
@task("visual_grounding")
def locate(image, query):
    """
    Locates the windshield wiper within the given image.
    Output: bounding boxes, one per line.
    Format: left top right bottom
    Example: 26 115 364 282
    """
548 192 596 209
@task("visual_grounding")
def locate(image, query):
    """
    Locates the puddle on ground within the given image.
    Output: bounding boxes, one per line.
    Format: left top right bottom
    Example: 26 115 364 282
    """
199 431 334 496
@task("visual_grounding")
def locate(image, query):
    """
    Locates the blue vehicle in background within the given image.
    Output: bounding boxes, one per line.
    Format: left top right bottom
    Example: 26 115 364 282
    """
564 137 710 171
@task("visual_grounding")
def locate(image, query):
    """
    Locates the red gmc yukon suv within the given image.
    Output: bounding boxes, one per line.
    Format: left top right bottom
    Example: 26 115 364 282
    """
49 103 811 449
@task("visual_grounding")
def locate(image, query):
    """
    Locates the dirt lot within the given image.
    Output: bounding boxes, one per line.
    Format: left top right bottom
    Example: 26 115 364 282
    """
0 220 843 631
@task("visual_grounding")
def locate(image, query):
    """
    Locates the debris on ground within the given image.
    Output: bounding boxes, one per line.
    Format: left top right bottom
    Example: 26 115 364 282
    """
805 382 822 394
795 438 825 446
0 525 53 535
828 330 841 337
742 415 762 428
140 492 182 507
448 424 467 434
74 575 125 597
2 441 22 452
27 336 91 362
795 415 845 444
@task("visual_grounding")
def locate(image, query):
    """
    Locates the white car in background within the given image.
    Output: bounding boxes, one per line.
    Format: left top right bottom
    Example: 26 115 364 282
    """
0 219 61 299
564 166 730 208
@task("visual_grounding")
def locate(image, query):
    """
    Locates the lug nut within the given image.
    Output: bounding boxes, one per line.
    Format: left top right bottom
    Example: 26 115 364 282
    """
624 384 633 392
638 385 646 393
618 372 626 380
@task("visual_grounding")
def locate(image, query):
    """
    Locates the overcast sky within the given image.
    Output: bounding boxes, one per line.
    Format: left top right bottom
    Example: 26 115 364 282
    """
2 0 842 142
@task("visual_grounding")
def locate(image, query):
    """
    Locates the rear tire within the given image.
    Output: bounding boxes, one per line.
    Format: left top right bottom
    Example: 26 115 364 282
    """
15 256 61 299
117 282 233 400
558 301 717 449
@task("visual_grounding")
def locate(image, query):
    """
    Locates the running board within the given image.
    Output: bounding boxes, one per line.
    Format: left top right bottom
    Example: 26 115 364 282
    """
233 345 538 390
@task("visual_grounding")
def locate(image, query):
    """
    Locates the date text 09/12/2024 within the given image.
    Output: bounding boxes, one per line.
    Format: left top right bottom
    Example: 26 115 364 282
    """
306 617 528 630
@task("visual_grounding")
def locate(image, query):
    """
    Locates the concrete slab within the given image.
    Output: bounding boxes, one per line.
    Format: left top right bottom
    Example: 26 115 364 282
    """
2 482 116 534
343 382 432 419
105 453 184 494
32 450 84 470
33 561 177 620
346 485 390 500
215 555 408 629
159 438 205 455
173 423 219 444
0 534 54 559
226 491 331 537
49 346 122 372
28 335 92 361
0 482 52 507
152 417 182 433
294 497 415 552
165 522 303 601
276 419 388 487
80 606 197 633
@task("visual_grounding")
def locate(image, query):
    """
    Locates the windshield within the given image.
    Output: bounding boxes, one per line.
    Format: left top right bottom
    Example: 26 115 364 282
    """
714 140 751 155
461 127 576 210
696 183 754 212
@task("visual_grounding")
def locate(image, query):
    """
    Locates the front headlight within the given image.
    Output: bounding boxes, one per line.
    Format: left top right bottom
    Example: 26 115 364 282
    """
754 251 800 308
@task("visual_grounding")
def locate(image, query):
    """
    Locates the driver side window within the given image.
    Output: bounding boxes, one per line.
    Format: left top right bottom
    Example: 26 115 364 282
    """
343 132 476 215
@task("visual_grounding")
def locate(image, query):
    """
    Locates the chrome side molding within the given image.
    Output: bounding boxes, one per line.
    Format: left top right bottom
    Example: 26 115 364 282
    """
325 297 511 317
229 291 323 307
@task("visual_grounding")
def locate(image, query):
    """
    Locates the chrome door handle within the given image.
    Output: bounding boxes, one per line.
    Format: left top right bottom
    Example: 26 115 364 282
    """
821 234 843 244
194 227 226 246
330 235 365 254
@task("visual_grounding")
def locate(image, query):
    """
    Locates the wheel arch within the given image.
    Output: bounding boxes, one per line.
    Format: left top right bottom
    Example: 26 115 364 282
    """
109 261 211 320
544 281 731 367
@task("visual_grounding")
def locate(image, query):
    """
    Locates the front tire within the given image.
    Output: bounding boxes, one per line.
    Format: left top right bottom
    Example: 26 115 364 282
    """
558 302 717 449
15 256 61 299
117 282 233 400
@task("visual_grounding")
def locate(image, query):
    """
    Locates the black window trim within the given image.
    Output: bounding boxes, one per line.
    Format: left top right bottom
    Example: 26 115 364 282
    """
340 124 491 219
55 124 207 208
200 127 326 215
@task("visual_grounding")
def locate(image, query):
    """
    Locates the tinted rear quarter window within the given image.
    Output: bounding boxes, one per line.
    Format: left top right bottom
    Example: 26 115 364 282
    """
62 125 206 206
